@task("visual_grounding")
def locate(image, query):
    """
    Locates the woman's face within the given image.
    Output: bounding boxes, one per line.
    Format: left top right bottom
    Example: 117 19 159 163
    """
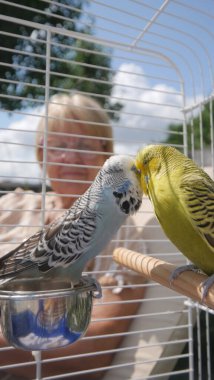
45 125 107 203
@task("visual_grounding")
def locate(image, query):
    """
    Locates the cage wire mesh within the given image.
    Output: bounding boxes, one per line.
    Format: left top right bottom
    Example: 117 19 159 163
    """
0 0 214 379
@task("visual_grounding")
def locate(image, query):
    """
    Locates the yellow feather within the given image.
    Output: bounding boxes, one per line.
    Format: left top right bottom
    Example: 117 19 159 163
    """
135 145 214 276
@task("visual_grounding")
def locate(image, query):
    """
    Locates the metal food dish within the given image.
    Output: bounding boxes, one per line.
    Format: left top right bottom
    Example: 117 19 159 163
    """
0 276 101 351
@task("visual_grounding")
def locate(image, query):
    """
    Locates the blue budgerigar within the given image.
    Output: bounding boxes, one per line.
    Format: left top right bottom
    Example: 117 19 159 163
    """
0 155 142 286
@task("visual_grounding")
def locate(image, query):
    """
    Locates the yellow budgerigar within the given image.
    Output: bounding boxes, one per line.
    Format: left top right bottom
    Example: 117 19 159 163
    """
135 144 214 300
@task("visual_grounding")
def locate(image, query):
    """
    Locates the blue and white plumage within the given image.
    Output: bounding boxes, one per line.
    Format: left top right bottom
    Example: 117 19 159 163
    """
0 155 142 286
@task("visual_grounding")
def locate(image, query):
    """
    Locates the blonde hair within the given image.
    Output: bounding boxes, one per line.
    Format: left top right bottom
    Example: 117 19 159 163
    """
36 93 113 163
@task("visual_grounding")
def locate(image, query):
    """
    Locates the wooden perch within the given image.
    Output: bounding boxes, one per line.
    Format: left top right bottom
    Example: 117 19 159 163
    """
113 247 214 310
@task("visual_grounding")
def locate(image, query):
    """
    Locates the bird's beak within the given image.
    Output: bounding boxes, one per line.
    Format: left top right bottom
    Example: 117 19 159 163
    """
144 175 149 184
134 159 148 194
131 164 141 176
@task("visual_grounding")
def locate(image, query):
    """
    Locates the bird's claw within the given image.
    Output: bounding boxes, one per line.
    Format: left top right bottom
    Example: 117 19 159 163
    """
75 276 102 298
169 264 200 287
82 276 102 299
169 266 214 305
91 278 102 299
201 274 214 303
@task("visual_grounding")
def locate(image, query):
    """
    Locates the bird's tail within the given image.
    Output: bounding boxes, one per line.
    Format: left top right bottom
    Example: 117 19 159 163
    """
0 276 15 288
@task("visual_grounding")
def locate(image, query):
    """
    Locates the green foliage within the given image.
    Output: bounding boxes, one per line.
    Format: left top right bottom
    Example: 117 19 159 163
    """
0 0 121 117
165 101 213 149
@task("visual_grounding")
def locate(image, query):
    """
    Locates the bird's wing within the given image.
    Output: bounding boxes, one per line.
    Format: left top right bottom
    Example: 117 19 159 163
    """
0 229 44 278
32 205 98 272
181 178 214 250
0 196 99 278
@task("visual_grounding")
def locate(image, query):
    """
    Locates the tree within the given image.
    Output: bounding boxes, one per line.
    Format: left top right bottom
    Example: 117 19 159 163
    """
0 0 121 116
164 101 213 150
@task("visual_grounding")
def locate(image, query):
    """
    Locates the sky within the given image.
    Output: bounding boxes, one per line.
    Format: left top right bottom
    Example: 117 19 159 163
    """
0 0 214 183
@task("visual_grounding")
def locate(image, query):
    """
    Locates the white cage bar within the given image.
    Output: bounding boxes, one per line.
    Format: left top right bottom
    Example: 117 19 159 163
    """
0 1 214 379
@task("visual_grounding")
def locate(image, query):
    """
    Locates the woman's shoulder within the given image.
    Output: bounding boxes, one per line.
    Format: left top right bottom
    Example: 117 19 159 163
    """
0 187 43 210
0 188 58 210
0 188 57 256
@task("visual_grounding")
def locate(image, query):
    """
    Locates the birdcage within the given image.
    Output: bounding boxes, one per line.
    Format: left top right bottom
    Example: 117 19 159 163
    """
0 1 214 379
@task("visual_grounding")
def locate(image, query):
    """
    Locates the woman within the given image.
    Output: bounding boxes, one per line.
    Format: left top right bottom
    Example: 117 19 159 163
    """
0 93 146 379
